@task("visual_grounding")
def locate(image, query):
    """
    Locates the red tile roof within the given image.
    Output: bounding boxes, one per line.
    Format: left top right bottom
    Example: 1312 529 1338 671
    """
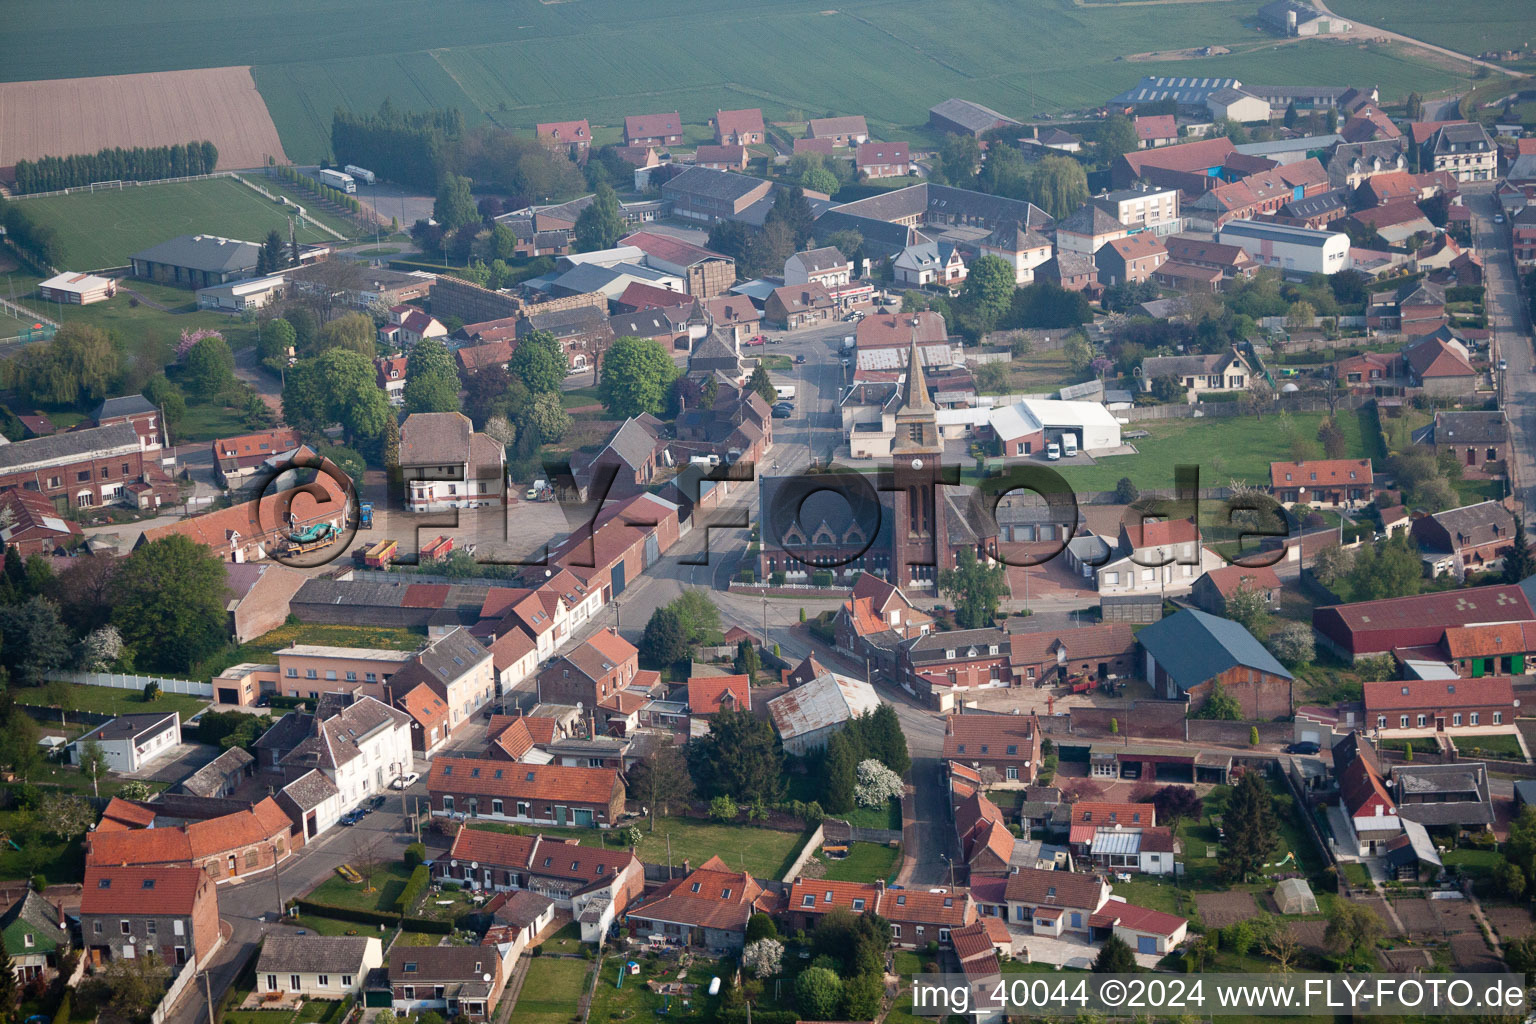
101 798 157 829
616 281 689 312
1118 137 1235 176
489 628 537 674
139 475 348 554
942 715 1038 762
633 855 767 932
856 142 909 168
686 674 751 715
695 145 747 166
1443 623 1536 659
1340 754 1394 819
1090 900 1186 937
586 628 638 666
1269 458 1373 489
1200 564 1282 598
1364 676 1514 713
429 757 621 805
536 120 591 145
1123 516 1197 549
626 112 681 139
1008 623 1134 666
1072 802 1154 826
82 865 206 915
715 108 765 137
1003 867 1105 911
1133 115 1177 143
397 682 449 731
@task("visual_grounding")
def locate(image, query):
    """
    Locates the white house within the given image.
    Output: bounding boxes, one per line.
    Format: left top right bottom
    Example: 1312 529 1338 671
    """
70 713 181 773
263 696 414 827
277 769 345 842
257 935 383 999
398 412 506 513
987 398 1123 458
784 247 852 289
894 240 966 288
196 275 286 312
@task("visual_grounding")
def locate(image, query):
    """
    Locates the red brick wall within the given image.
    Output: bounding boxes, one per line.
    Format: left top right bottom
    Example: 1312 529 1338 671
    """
191 876 220 962
1186 666 1293 720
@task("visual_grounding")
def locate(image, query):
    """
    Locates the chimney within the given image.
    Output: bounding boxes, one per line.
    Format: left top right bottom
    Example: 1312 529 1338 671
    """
54 902 64 929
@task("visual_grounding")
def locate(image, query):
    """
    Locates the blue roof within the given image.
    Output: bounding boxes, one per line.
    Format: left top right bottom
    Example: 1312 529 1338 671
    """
1137 608 1292 690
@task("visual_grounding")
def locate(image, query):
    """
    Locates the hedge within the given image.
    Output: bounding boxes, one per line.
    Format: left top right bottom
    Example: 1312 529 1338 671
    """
294 898 401 927
396 864 431 915
401 916 454 934
267 695 310 710
404 842 427 869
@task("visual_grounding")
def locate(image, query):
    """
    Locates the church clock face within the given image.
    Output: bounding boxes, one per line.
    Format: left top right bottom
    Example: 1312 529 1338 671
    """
911 458 923 470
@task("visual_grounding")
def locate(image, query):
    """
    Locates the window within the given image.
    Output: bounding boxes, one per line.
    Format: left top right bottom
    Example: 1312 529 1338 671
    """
1141 569 1155 582
1471 712 1480 725
916 926 925 936
286 668 297 678
1104 572 1119 585
1400 715 1409 729
1495 712 1504 724
93 922 102 935
306 669 317 679
801 895 815 908
443 796 454 812
939 928 950 942
318 976 329 988
341 977 352 988
77 470 91 482
690 883 702 894
120 920 131 935
23 934 33 948
245 849 260 868
291 976 301 991
852 898 865 911
891 925 901 938
1416 714 1426 728
174 920 184 936
146 920 156 935
492 799 503 815
1006 767 1019 780
1453 713 1463 726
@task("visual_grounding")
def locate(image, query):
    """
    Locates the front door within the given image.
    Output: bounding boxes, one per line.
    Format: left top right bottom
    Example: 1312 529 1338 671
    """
227 854 237 876
556 805 568 826
573 808 594 828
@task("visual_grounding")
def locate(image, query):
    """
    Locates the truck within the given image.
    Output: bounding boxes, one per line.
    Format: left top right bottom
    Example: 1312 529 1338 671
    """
774 385 796 401
287 522 340 554
1061 432 1078 458
318 168 356 194
361 538 398 569
342 164 375 185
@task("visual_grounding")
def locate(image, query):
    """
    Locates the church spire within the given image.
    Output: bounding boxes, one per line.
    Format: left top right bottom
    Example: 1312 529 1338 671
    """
902 333 933 412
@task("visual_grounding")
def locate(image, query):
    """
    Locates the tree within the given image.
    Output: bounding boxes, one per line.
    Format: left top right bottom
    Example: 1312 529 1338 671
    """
639 607 688 668
938 548 1008 629
284 348 391 442
0 598 70 685
1266 622 1315 668
1092 934 1137 973
5 323 119 407
101 949 170 1018
1312 544 1354 587
433 174 478 232
1285 300 1316 332
1505 930 1536 985
1095 114 1139 165
939 133 982 187
78 738 109 799
1506 517 1536 584
142 374 187 439
1261 925 1302 973
1324 900 1383 966
747 364 776 406
1222 583 1270 636
524 392 571 444
688 706 783 805
597 336 679 417
1063 331 1093 376
1405 92 1424 120
403 337 461 413
77 625 123 673
1113 477 1139 504
743 937 784 978
866 702 911 775
668 591 721 646
764 186 815 249
574 183 626 252
823 731 857 813
843 972 884 1020
182 333 236 397
1151 785 1203 834
1218 770 1278 882
1345 535 1421 601
627 744 694 831
112 535 229 673
315 312 376 357
802 166 840 195
490 222 518 260
795 967 843 1019
1316 417 1347 460
39 792 95 840
708 794 738 821
854 759 903 806
1239 379 1275 420
1250 725 1260 747
733 638 761 679
746 913 778 944
507 329 566 395
957 254 1016 337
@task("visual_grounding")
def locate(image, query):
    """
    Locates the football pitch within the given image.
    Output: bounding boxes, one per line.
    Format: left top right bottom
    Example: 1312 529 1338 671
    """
11 177 335 272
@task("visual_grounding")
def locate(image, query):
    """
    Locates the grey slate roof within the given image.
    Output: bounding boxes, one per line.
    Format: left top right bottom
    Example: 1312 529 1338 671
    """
604 418 661 471
789 247 848 274
0 423 141 472
280 768 340 810
95 395 158 420
1424 410 1507 447
91 712 179 742
1137 607 1293 690
662 166 771 202
1279 188 1349 219
180 746 254 798
930 98 1020 133
258 934 375 975
1 891 68 952
131 234 260 274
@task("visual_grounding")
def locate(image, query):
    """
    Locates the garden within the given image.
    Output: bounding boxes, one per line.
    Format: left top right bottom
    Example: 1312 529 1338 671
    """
810 842 900 883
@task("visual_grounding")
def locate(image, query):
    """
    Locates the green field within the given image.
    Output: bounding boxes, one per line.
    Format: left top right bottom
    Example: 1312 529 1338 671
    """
1324 0 1534 60
469 815 808 878
1056 407 1376 492
11 178 336 271
0 0 1471 165
17 682 209 723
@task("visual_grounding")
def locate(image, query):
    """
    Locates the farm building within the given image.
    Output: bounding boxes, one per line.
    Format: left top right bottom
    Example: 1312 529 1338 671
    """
130 234 260 288
767 671 880 755
929 99 1020 138
1137 608 1294 718
1313 585 1536 661
38 271 115 305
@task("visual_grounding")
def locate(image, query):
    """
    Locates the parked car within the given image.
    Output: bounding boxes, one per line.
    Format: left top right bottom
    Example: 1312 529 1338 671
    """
338 811 359 826
794 354 806 364
371 795 386 810
1499 358 1509 371
1285 741 1320 755
745 334 767 347
1495 214 1506 224
772 405 792 419
391 771 421 789
1045 442 1061 461
767 336 783 344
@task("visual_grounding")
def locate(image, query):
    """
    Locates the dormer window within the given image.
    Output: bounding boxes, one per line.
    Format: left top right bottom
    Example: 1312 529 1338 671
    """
690 882 701 893
721 888 732 899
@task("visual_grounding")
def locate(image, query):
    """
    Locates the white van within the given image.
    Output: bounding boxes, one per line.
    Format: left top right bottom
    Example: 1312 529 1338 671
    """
774 385 797 401
1061 433 1078 458
1045 442 1061 461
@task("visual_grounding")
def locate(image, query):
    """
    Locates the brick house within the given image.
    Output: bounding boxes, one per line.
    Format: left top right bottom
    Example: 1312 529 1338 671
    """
1161 235 1258 281
782 878 977 949
1139 608 1293 718
902 628 1011 699
0 423 149 513
941 714 1041 787
659 168 773 223
570 417 662 500
535 120 591 161
624 112 682 148
212 429 303 489
694 145 748 171
714 108 765 146
427 759 625 829
1364 677 1515 735
1512 204 1536 268
1313 584 1536 662
764 283 836 330
1095 233 1167 285
1410 501 1517 579
1269 458 1373 508
626 856 773 952
1367 280 1446 336
685 674 750 717
1134 114 1179 148
1417 410 1507 473
80 865 220 968
857 142 911 179
1036 251 1098 292
806 116 869 147
1190 564 1282 618
534 629 641 720
1004 867 1108 935
1404 333 1477 396
1440 623 1536 677
1336 350 1407 389
1007 623 1136 688
0 487 81 557
398 412 506 513
388 946 508 1021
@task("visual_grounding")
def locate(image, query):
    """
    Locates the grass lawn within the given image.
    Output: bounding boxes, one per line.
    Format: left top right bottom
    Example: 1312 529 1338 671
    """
757 354 792 371
236 173 365 239
1454 732 1526 760
1453 476 1507 506
587 953 718 1024
196 622 426 680
305 862 414 913
394 931 447 947
0 807 85 885
280 915 375 937
559 387 603 411
469 816 809 879
1339 861 1370 887
1000 349 1075 394
18 682 209 723
1442 847 1502 880
836 797 901 830
1102 877 1193 919
537 921 584 955
814 841 900 883
1056 409 1376 493
514 956 593 1024
12 178 337 271
225 1000 341 1024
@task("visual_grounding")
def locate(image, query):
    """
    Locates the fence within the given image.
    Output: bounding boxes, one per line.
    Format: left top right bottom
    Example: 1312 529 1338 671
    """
151 956 207 1024
5 172 233 201
780 822 825 882
232 175 349 241
1120 393 1373 422
0 295 56 330
50 669 213 697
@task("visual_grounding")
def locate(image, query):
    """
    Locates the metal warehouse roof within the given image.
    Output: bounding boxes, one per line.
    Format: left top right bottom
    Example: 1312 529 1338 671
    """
768 671 880 740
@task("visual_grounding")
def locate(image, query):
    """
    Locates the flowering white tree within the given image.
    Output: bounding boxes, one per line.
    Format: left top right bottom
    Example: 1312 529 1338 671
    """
79 625 124 671
854 758 904 807
742 938 783 978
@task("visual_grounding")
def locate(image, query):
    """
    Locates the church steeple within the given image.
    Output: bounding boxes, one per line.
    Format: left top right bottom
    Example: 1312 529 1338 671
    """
892 333 940 455
900 335 933 413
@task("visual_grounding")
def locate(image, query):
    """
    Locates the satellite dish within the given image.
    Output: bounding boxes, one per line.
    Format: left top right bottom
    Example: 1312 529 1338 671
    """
471 862 479 870
127 935 136 944
451 860 458 868
482 974 492 983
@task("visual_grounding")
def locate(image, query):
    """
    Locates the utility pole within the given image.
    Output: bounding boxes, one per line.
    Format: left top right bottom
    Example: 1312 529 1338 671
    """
666 833 673 876
272 841 284 919
203 969 215 1024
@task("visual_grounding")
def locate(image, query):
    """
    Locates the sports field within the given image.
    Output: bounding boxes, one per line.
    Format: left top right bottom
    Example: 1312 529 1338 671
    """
12 177 335 271
0 0 1472 165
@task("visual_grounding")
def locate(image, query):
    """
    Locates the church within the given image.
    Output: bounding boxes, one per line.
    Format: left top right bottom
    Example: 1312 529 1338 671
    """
757 340 998 590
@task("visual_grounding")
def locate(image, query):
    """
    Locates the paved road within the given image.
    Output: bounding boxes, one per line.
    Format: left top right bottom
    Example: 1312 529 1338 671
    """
1468 188 1535 519
169 786 429 1024
1309 0 1522 78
